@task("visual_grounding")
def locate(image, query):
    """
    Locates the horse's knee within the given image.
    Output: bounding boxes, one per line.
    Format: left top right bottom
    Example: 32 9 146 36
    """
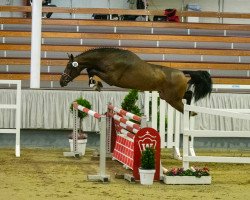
89 77 96 88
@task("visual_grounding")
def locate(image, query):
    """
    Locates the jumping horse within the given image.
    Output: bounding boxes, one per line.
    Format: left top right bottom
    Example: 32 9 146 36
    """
60 47 212 113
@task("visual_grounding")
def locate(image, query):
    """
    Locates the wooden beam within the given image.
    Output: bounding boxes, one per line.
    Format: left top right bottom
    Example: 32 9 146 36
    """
2 30 250 43
1 17 250 31
2 6 250 19
212 77 250 85
1 44 250 56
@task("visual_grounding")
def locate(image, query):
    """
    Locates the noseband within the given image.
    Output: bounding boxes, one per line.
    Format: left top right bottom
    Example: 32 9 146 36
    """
61 72 73 83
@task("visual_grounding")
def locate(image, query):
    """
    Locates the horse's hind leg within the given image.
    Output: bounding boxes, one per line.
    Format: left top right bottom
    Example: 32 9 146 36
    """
159 91 184 113
183 90 197 116
183 90 193 105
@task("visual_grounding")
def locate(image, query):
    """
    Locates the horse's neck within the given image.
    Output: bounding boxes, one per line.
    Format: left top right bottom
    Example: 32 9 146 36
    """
75 56 91 71
77 54 105 71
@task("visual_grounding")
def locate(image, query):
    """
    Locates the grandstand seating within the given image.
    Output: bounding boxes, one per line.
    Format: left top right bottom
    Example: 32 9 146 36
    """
0 6 250 89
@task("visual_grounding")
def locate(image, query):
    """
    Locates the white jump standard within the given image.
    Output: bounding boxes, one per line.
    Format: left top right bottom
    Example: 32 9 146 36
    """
0 80 21 157
63 102 110 182
182 100 250 170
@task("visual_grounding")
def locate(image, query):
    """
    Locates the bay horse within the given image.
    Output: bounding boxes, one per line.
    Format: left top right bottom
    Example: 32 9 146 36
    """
60 47 212 113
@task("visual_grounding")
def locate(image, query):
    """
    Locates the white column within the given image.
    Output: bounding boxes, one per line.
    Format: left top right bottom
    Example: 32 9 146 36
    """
30 0 42 88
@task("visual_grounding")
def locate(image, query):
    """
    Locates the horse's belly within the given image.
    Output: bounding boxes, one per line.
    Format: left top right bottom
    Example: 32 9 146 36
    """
114 76 159 90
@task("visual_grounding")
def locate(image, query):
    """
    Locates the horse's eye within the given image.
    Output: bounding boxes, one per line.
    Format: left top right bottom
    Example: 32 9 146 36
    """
72 61 78 68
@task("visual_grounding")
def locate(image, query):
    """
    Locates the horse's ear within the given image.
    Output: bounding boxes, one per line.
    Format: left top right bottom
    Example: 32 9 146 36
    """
70 54 74 61
67 53 74 62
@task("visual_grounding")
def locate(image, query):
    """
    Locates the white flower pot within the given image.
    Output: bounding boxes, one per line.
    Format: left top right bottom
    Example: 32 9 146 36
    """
139 168 156 185
69 139 87 156
163 175 211 185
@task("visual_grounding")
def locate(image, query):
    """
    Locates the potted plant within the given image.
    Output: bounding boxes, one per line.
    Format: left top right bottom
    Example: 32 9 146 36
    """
69 96 91 155
139 147 156 185
163 166 211 185
121 89 142 118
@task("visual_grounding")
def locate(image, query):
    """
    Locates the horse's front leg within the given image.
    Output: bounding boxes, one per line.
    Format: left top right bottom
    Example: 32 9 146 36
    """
95 81 103 92
87 68 96 88
89 77 96 88
87 68 103 91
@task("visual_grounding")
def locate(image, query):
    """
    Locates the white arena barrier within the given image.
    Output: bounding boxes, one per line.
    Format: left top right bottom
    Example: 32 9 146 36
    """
145 84 250 160
182 100 250 169
0 80 21 157
144 91 182 159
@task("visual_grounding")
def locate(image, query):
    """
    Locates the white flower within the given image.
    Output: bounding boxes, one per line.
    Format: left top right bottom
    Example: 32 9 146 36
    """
190 166 196 172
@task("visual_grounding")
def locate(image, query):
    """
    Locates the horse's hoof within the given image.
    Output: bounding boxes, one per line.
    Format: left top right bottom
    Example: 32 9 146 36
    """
93 85 101 92
96 86 101 92
97 81 103 88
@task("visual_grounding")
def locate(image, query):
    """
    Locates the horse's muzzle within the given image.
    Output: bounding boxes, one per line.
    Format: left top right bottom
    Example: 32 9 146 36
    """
59 77 68 87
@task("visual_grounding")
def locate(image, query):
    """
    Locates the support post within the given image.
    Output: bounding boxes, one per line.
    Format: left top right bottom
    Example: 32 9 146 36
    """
174 110 182 160
30 0 42 88
159 99 166 148
189 117 196 156
63 107 82 157
144 91 150 122
15 81 21 157
151 91 158 130
88 116 110 182
167 105 174 148
182 100 190 170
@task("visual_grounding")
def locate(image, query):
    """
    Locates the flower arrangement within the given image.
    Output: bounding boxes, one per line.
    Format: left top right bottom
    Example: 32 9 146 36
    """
164 166 210 178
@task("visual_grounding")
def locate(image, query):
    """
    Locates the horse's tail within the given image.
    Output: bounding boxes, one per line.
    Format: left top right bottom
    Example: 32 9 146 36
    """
183 70 213 102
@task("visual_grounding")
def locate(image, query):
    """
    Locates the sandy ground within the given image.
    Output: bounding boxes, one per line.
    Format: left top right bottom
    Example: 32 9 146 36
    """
0 148 250 200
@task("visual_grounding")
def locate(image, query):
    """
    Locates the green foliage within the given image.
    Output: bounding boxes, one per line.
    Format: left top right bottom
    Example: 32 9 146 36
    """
121 89 142 117
70 97 92 120
141 147 155 170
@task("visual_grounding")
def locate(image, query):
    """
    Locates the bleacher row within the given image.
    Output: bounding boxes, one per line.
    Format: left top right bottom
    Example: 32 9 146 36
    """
0 6 250 89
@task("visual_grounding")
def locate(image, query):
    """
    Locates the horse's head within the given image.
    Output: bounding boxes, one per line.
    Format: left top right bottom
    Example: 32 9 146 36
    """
60 54 81 87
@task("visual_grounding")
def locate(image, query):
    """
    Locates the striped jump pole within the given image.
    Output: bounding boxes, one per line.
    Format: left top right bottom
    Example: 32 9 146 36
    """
108 112 141 130
73 102 102 119
114 120 139 134
115 125 135 140
64 102 110 182
107 103 147 153
108 104 141 122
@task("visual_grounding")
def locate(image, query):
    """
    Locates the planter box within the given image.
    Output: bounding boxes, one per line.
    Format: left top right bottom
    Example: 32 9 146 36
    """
69 139 87 156
163 175 211 185
139 168 156 185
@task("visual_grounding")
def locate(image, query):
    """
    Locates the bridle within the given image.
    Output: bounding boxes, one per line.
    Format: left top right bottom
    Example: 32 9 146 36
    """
61 61 79 83
61 72 73 83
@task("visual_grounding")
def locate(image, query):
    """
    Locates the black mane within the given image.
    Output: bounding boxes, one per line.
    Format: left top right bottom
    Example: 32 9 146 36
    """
75 47 125 58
